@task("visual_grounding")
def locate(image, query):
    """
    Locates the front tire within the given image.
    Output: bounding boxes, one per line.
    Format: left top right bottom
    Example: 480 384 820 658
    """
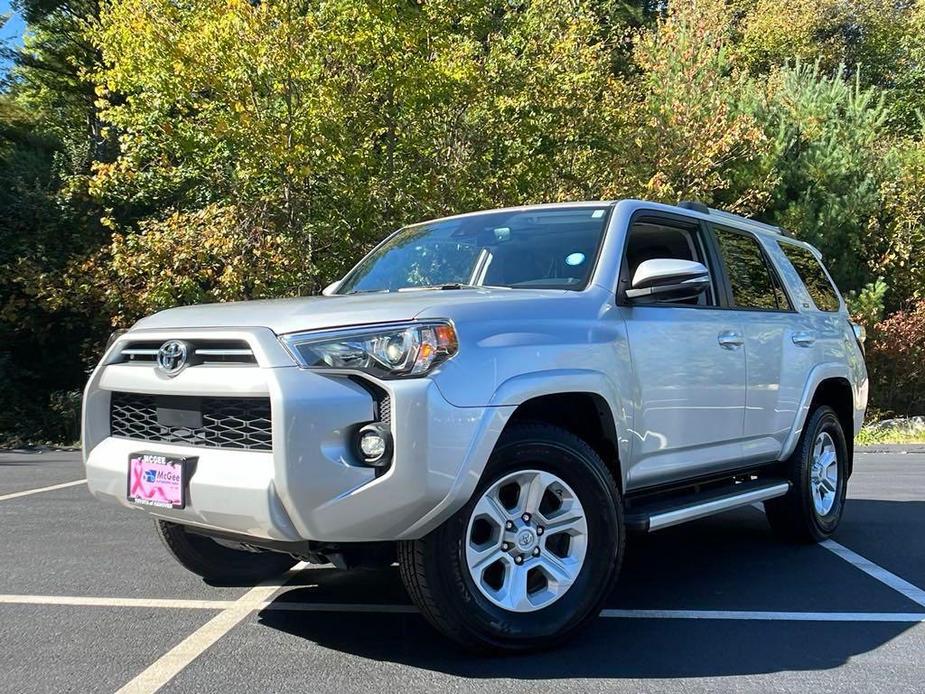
764 405 849 543
155 520 298 584
398 423 624 652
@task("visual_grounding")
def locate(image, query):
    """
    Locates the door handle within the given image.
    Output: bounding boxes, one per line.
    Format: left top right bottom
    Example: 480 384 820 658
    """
717 331 744 349
792 331 816 347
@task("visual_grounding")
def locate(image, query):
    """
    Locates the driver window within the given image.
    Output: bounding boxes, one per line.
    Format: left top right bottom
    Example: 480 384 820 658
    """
624 219 716 306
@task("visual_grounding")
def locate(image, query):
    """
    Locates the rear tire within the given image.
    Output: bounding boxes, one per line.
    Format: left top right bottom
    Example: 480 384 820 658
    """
398 423 624 652
764 405 849 543
155 520 297 583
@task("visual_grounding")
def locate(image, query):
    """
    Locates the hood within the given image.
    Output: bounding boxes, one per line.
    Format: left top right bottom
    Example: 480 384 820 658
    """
131 287 566 335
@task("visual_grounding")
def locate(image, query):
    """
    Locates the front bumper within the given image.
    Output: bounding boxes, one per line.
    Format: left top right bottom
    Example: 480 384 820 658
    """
83 328 513 543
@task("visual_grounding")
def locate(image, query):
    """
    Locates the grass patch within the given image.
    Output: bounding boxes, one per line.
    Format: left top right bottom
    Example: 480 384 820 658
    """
856 428 925 446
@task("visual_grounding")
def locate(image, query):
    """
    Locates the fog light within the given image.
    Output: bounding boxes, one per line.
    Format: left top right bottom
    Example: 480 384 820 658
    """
360 431 386 459
357 424 392 466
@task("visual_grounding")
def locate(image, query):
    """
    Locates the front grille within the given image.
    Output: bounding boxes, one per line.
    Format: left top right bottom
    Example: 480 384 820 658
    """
117 339 257 366
110 392 272 451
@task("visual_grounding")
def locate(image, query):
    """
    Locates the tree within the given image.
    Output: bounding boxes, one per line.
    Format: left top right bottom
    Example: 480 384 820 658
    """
5 0 110 174
751 62 891 292
0 0 108 444
0 97 99 442
870 138 925 308
599 0 774 211
5 0 925 442
736 0 916 87
76 0 616 320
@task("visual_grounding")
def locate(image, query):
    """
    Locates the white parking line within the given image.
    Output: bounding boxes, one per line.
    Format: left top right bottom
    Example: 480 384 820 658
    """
115 563 309 694
2 593 924 623
267 603 925 622
0 479 86 502
749 503 925 609
821 539 925 608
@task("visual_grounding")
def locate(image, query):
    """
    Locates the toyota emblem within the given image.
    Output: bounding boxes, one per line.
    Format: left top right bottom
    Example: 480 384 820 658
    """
156 340 189 376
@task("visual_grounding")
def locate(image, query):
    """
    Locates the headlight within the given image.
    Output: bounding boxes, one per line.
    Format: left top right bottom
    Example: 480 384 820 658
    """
280 321 458 378
105 329 127 352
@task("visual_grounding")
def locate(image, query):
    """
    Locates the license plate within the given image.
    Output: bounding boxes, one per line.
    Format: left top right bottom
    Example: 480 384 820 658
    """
127 453 190 509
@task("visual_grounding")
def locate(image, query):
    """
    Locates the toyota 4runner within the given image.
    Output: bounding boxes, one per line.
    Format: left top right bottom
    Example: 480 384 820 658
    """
83 199 868 652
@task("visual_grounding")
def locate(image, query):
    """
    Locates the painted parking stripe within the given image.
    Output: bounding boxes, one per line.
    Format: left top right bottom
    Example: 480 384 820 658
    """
2 594 923 623
821 539 925 608
114 563 309 694
265 603 925 622
0 479 86 502
749 503 925 608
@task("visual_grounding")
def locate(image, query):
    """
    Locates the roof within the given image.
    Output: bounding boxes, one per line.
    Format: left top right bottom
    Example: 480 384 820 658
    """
409 199 818 253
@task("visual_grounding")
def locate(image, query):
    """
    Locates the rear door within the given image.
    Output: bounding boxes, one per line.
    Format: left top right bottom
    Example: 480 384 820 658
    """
620 213 747 490
709 225 813 463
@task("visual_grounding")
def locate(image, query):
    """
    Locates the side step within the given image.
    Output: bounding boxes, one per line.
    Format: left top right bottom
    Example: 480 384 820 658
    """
625 479 791 533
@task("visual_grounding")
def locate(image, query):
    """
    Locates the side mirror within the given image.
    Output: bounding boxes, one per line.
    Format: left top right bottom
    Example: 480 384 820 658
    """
625 259 710 302
321 280 342 296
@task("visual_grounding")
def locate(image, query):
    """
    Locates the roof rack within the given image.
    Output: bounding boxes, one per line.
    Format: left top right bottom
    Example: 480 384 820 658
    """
677 200 710 214
677 200 789 237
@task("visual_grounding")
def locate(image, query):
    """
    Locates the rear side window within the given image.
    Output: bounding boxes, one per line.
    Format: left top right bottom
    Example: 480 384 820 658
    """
713 227 789 311
779 243 841 312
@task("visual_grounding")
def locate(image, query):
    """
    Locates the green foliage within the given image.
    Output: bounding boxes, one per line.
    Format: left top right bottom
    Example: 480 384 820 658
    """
846 278 888 328
890 1 925 133
6 0 110 175
72 204 323 325
607 0 774 211
855 422 925 446
736 0 916 85
752 62 890 291
81 0 617 308
0 95 108 445
3 0 925 442
870 138 925 308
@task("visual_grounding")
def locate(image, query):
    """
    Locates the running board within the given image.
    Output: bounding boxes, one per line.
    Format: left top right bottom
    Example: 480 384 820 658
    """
625 479 791 533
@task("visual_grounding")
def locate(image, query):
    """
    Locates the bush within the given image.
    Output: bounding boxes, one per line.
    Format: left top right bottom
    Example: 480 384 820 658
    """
0 388 83 447
866 300 925 417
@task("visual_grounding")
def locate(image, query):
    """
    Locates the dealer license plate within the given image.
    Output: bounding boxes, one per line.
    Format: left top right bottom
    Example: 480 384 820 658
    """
127 453 189 509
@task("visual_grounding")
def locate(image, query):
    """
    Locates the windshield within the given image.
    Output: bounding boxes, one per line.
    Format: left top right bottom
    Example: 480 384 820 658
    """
337 206 612 294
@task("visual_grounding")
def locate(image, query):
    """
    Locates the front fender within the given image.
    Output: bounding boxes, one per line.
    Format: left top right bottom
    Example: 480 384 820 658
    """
408 368 633 536
488 368 632 489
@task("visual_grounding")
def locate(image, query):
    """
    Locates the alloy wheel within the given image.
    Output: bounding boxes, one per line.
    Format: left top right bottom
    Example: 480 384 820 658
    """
809 431 839 516
464 469 588 613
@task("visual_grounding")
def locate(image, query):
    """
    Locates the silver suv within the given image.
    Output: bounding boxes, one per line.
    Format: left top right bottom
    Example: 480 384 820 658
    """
83 199 867 651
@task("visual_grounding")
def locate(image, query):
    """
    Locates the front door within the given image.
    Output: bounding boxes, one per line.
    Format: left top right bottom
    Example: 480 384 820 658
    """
619 214 747 490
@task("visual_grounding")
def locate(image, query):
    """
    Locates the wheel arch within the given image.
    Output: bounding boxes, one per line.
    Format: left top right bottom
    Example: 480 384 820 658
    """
782 365 858 476
808 377 856 475
501 391 624 492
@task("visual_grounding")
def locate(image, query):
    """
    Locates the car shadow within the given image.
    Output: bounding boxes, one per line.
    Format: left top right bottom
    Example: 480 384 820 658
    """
256 501 923 679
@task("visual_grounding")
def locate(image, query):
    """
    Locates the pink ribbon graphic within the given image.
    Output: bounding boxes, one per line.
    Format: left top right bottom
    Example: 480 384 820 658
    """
129 458 179 505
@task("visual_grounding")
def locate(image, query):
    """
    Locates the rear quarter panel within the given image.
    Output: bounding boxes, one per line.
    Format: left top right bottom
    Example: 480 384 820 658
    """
762 237 868 458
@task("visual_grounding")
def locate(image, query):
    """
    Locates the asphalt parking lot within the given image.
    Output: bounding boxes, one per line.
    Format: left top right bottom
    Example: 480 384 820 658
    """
1 449 923 693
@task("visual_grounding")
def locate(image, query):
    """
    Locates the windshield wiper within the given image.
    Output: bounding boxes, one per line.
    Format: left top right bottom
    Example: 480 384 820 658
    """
397 283 482 292
347 283 489 295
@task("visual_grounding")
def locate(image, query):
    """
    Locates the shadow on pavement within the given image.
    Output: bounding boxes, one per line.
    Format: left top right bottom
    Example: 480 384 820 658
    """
257 500 921 679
